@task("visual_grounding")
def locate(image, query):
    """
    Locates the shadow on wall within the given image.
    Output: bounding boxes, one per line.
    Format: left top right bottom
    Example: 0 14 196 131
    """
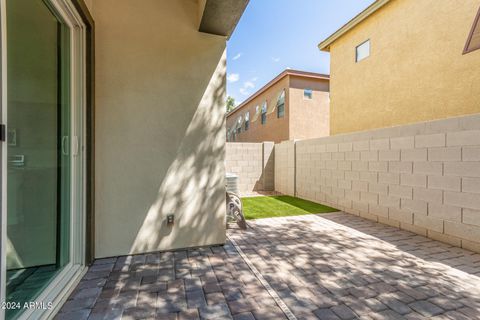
93 0 230 258
129 57 227 254
225 142 275 194
252 150 274 191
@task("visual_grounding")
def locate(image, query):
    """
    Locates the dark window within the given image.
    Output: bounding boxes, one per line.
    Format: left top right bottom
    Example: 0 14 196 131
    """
244 112 250 130
261 102 267 125
464 7 480 54
304 88 313 99
277 90 285 118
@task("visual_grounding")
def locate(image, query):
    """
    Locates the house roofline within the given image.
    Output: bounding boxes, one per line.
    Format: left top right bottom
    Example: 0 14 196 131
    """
227 69 329 118
318 0 391 52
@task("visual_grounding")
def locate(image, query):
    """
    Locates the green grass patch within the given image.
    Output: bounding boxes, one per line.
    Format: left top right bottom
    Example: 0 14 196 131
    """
242 195 338 220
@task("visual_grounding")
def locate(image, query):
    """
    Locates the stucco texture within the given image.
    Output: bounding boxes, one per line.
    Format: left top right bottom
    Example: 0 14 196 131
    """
226 75 330 143
329 0 480 134
92 0 227 258
288 76 330 140
227 76 290 143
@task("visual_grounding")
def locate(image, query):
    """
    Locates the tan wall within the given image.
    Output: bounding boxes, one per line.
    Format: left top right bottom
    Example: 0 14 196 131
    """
225 142 274 193
84 0 93 12
227 75 330 143
227 76 290 143
288 76 330 139
276 113 480 253
92 0 227 258
329 0 480 134
274 140 295 196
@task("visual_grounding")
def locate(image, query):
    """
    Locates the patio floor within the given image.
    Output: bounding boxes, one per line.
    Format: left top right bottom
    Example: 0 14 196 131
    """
57 213 480 320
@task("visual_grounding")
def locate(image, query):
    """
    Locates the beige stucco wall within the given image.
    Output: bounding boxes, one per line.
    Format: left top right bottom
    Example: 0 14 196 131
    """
288 76 330 139
227 75 330 143
83 0 93 12
92 0 227 258
329 0 480 135
227 76 290 143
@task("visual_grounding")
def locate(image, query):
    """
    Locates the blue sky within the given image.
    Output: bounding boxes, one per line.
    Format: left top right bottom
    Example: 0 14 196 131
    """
227 0 375 105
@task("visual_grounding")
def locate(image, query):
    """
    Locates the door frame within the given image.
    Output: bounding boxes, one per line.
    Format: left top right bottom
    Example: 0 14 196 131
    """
1 0 7 319
0 0 94 318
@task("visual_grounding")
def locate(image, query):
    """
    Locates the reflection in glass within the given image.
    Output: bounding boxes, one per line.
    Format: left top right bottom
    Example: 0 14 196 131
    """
6 0 71 318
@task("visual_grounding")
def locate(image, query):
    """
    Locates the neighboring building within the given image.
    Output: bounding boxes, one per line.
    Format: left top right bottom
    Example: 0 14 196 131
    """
319 0 480 135
0 0 248 318
226 70 330 143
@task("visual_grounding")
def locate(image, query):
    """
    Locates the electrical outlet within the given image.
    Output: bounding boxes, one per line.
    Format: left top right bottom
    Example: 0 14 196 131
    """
167 214 174 225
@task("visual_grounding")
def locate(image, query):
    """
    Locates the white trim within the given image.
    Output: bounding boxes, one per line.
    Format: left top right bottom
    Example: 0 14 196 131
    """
18 265 87 320
355 39 371 62
0 0 8 318
318 0 391 52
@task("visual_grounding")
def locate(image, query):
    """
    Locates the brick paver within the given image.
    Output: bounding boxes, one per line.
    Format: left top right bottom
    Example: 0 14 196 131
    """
229 213 480 319
57 212 480 319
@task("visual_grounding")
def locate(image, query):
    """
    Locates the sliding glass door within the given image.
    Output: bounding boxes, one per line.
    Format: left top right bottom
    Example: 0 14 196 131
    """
2 0 86 319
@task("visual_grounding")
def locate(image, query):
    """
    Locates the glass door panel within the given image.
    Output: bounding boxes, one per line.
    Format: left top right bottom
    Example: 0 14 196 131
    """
6 0 71 318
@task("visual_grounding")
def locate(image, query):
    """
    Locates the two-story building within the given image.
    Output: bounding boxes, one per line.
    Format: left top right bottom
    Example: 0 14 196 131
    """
226 69 330 143
319 0 480 135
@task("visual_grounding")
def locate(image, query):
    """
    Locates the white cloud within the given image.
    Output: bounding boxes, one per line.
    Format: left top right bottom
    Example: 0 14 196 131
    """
227 73 239 83
244 81 255 89
238 80 256 97
272 57 280 63
232 53 242 60
250 77 258 82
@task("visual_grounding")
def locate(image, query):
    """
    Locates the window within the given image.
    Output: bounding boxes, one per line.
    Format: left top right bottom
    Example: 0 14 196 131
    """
356 39 370 62
464 7 480 54
277 90 285 118
261 102 267 124
244 112 250 130
236 116 242 134
304 88 313 100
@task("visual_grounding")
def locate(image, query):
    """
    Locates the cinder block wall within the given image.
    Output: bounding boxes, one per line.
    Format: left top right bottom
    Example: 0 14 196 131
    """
225 142 274 193
275 114 480 252
274 141 295 196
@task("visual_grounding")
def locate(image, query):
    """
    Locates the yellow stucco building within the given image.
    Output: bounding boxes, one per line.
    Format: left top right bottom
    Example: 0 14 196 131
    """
319 0 480 135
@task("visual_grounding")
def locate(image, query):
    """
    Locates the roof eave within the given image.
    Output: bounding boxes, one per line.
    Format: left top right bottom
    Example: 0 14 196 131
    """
226 69 330 117
198 0 250 39
318 0 391 52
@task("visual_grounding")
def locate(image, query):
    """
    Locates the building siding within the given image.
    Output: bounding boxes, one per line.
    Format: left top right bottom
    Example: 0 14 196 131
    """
227 75 290 144
289 75 330 139
329 0 480 134
93 0 227 258
226 74 330 143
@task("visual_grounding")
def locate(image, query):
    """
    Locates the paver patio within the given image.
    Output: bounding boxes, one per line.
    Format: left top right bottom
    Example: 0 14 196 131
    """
57 213 480 319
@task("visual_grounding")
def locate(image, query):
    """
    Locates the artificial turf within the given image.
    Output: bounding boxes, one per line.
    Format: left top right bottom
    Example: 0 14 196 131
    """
241 195 338 220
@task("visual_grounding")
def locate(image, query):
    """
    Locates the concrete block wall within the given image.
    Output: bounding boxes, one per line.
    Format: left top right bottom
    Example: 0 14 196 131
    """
263 142 275 190
225 142 274 193
277 114 480 252
274 140 295 196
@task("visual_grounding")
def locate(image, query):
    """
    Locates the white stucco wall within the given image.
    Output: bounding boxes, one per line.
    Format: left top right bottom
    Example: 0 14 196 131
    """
92 0 227 258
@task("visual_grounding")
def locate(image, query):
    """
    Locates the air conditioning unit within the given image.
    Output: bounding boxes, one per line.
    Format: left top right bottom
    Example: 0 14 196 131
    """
225 173 239 194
